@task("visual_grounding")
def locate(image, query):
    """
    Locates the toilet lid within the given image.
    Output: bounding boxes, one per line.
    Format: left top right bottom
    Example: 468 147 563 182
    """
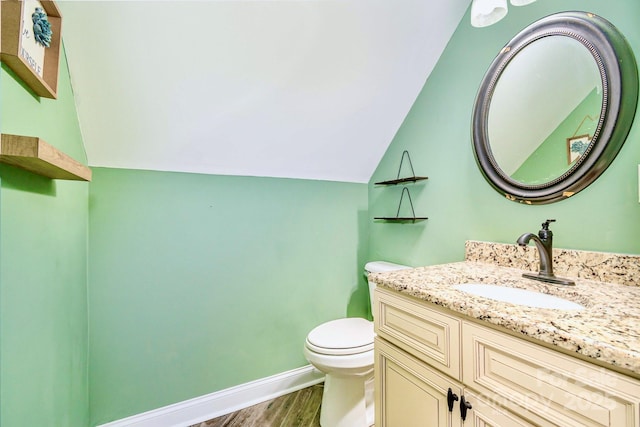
306 318 374 355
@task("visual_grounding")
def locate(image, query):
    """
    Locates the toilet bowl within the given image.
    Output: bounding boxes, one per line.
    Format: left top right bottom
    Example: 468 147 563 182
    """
304 261 411 427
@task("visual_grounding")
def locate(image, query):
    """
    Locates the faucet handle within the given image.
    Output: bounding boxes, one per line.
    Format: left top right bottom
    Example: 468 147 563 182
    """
541 219 556 230
539 219 556 240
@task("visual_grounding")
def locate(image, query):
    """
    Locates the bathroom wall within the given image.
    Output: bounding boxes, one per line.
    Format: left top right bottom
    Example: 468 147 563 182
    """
369 0 640 267
0 54 89 425
88 169 368 425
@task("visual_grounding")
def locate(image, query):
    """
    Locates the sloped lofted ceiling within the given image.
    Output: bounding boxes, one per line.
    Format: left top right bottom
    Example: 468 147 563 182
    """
59 0 469 183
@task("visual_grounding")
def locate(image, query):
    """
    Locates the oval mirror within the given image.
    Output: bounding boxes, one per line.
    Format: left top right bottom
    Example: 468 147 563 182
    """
472 11 638 204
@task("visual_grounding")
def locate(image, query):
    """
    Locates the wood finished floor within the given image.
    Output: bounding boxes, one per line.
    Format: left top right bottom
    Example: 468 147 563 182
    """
190 383 323 427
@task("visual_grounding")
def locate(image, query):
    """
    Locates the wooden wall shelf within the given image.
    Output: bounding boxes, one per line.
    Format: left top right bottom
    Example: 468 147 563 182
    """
0 134 91 181
1 0 62 99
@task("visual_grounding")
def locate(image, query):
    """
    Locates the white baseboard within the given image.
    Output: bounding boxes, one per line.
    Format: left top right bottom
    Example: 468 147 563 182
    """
98 365 325 427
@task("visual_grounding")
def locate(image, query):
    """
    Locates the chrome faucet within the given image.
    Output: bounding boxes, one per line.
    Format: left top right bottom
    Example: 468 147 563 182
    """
517 219 575 286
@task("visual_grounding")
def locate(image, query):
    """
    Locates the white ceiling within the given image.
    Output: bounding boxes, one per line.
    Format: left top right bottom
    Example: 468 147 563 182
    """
58 0 469 183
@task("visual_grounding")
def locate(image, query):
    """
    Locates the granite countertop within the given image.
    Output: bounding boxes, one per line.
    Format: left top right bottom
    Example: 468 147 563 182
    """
371 260 640 378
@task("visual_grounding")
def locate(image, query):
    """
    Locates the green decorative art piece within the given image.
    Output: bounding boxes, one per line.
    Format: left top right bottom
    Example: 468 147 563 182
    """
32 7 52 48
570 140 588 156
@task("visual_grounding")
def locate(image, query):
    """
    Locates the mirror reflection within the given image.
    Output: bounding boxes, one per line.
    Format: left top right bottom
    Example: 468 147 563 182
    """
487 36 602 185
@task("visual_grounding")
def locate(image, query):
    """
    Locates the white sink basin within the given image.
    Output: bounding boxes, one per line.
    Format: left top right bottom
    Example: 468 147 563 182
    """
452 284 585 310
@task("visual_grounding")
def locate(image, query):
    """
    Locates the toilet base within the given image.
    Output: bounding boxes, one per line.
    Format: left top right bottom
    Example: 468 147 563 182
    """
320 373 374 427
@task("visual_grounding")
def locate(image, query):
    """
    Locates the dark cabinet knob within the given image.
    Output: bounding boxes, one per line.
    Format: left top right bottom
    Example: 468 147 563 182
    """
447 388 459 412
460 395 472 421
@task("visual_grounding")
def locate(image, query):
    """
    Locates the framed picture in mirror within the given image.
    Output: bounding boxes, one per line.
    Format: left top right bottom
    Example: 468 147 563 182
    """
567 134 590 164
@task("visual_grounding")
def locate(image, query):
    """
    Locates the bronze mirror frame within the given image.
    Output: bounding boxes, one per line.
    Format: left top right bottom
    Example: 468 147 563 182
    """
472 11 638 204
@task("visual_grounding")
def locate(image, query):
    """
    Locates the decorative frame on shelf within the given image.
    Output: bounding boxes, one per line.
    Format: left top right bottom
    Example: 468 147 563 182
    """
1 0 62 99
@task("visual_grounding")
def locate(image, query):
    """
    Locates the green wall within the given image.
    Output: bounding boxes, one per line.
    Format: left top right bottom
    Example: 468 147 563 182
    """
88 169 368 425
370 0 640 267
0 52 89 426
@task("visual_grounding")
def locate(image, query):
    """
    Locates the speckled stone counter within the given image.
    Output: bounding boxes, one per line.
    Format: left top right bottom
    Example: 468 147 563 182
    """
465 240 640 287
370 242 640 378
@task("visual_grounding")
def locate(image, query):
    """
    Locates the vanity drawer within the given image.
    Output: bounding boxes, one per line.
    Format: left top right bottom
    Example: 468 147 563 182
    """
375 288 461 380
462 321 640 427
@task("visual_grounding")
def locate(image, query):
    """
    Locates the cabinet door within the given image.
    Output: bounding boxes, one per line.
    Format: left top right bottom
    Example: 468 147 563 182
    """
463 321 640 427
463 389 536 427
375 337 462 427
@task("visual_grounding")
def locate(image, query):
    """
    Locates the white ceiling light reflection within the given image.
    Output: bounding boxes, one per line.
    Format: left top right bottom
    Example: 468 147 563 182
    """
471 0 508 28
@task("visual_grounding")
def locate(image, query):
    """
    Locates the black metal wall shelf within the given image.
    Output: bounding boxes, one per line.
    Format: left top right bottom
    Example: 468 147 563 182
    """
375 176 429 186
374 187 428 223
375 150 428 185
374 150 428 223
375 216 429 223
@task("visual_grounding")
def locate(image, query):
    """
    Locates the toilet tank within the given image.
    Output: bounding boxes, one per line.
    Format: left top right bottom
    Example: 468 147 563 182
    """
364 261 411 316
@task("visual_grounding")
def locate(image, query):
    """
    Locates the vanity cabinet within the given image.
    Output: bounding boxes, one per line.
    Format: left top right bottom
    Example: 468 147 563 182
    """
374 288 470 426
374 287 640 427
462 321 640 427
375 337 462 427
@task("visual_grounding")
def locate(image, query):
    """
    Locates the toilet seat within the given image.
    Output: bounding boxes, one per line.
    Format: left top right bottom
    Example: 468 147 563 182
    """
306 318 374 356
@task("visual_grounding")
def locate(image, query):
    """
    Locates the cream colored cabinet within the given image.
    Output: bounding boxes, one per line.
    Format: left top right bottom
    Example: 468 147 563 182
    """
374 287 640 427
375 286 461 380
374 288 474 426
463 321 640 427
375 337 464 427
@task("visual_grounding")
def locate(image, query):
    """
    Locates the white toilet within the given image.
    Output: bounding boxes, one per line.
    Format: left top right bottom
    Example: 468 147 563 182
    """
304 261 411 427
